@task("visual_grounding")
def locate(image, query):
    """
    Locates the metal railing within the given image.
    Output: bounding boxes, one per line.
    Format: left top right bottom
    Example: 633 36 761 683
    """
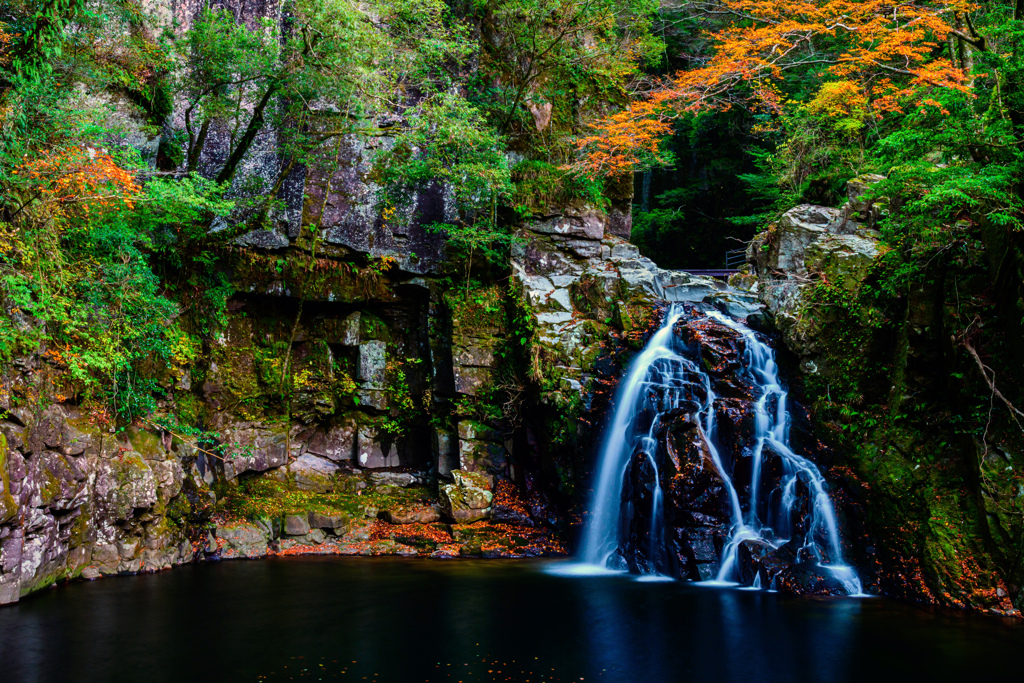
725 248 747 270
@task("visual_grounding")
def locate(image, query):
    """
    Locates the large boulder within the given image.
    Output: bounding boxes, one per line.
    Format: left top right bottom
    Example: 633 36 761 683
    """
380 503 442 525
94 453 158 522
440 470 494 523
747 177 884 364
217 421 300 480
288 454 341 491
215 522 269 559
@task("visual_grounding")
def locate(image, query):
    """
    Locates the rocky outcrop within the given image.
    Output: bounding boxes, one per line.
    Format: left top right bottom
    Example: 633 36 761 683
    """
745 176 884 367
439 469 494 523
743 176 1024 615
0 407 197 603
514 208 762 406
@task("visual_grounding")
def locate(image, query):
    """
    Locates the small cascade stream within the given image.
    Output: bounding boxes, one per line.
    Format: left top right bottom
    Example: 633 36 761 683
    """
572 303 862 595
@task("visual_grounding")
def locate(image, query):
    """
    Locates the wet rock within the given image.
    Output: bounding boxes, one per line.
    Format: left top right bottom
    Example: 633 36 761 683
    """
775 562 851 596
658 270 721 303
90 544 120 575
736 539 776 586
704 291 763 322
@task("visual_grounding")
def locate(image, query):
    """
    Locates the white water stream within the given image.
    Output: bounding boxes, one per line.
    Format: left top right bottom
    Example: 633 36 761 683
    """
569 304 862 594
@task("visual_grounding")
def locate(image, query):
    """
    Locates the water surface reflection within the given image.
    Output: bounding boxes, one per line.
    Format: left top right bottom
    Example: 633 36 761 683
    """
0 557 1019 682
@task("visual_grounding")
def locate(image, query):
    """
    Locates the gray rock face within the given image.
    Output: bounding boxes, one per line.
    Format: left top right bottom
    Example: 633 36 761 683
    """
440 469 493 523
94 454 157 521
283 514 311 536
309 134 450 275
368 471 424 487
357 341 387 387
381 504 441 524
355 425 399 468
288 454 341 491
338 312 362 346
0 407 198 605
218 421 300 481
773 205 846 273
216 523 269 559
704 291 763 320
308 512 349 535
301 418 357 462
747 178 884 360
435 429 457 478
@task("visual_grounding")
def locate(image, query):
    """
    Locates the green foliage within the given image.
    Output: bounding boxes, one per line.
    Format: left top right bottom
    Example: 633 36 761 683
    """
376 93 513 224
0 195 180 417
382 354 423 437
510 160 606 215
474 0 663 149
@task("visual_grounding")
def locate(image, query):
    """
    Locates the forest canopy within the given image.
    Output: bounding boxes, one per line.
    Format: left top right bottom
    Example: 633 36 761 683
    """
0 0 1022 423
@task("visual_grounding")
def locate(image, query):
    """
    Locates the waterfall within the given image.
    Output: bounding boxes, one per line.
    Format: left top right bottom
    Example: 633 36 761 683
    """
579 304 693 569
704 311 862 595
570 304 862 595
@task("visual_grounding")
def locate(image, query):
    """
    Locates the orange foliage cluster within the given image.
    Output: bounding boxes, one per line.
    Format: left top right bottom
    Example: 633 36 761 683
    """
459 520 567 555
492 479 529 519
371 521 454 546
575 0 975 176
18 146 139 212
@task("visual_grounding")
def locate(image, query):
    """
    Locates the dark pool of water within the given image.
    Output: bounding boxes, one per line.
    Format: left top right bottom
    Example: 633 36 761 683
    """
0 558 1021 683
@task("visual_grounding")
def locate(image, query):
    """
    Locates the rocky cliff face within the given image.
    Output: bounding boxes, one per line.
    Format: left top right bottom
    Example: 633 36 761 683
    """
742 178 1024 615
5 0 1022 616
0 0 549 604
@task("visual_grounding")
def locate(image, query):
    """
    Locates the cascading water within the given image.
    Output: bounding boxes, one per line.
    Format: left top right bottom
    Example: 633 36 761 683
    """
704 311 862 594
578 304 698 572
573 303 862 595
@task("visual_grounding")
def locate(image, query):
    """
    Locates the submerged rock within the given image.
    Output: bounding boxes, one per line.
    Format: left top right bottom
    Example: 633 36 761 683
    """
774 563 852 596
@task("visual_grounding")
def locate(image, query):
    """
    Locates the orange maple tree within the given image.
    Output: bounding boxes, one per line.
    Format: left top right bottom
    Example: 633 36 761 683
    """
17 146 139 217
574 0 977 176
